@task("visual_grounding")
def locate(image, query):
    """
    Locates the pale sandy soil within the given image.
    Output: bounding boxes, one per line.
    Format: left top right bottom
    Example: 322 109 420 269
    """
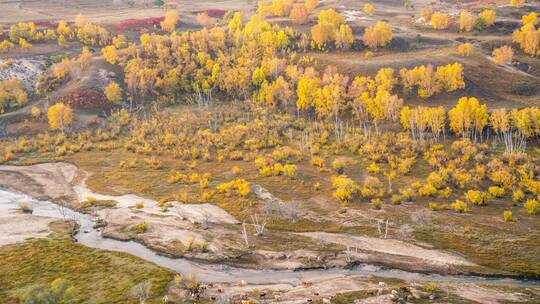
0 162 79 204
442 283 528 304
298 231 476 267
0 210 54 246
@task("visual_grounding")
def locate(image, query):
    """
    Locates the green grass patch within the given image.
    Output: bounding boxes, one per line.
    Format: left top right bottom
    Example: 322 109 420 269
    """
0 232 174 303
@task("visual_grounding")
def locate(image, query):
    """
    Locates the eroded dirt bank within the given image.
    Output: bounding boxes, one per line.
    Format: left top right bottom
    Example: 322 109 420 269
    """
0 162 484 276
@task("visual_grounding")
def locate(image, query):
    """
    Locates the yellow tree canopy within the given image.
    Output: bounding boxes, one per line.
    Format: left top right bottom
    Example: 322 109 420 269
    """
47 103 73 131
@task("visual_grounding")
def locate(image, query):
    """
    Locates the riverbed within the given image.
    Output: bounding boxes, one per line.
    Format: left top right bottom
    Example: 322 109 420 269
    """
1 188 539 289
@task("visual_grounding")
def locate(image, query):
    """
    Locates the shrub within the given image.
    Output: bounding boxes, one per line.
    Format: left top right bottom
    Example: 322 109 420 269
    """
425 282 439 293
418 184 437 197
331 175 358 206
135 202 144 209
372 198 382 209
452 200 469 213
428 203 438 211
465 190 489 205
18 202 33 214
438 187 452 198
259 166 272 177
313 182 321 191
197 242 208 252
367 162 380 174
390 194 402 205
273 163 284 176
311 156 325 168
512 189 525 202
524 199 539 215
217 179 251 197
332 159 344 173
427 172 445 189
488 186 505 198
231 166 242 175
503 210 514 222
131 222 149 233
283 164 297 178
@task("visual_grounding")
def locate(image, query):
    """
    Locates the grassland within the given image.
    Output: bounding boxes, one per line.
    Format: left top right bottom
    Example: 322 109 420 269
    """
0 221 174 304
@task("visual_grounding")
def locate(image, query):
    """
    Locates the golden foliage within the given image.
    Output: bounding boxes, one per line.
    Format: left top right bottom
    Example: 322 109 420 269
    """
363 3 374 16
478 9 496 27
0 78 28 113
492 45 513 65
363 21 392 48
289 4 309 24
161 11 179 32
458 43 474 57
196 12 216 27
47 103 73 131
105 82 122 104
304 0 319 12
431 12 450 30
459 10 476 32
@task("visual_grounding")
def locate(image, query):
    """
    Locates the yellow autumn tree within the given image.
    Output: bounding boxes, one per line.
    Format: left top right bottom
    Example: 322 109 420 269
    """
512 24 539 55
31 106 41 119
436 62 465 92
317 9 344 28
289 4 309 24
364 3 374 16
363 21 392 48
512 13 540 55
420 7 433 21
460 10 476 32
296 75 320 112
448 96 488 141
57 20 72 38
271 0 294 17
492 45 513 65
0 40 15 53
431 12 450 30
47 103 73 131
58 35 67 48
101 45 117 64
79 46 92 70
522 12 538 26
478 9 497 27
311 22 336 49
305 0 319 12
335 24 354 49
160 11 179 32
105 82 122 104
510 0 525 8
458 43 474 57
196 12 216 27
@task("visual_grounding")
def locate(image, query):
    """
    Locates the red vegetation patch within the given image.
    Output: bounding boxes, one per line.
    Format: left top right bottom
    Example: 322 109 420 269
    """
34 21 56 28
194 9 227 18
58 89 111 110
113 17 165 31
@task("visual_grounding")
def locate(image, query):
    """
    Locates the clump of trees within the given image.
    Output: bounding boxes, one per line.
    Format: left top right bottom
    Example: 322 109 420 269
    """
0 78 28 113
47 103 73 131
512 12 540 56
363 21 392 49
311 9 353 50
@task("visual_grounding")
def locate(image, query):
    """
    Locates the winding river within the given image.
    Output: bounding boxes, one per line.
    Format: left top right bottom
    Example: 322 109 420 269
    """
1 188 539 287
